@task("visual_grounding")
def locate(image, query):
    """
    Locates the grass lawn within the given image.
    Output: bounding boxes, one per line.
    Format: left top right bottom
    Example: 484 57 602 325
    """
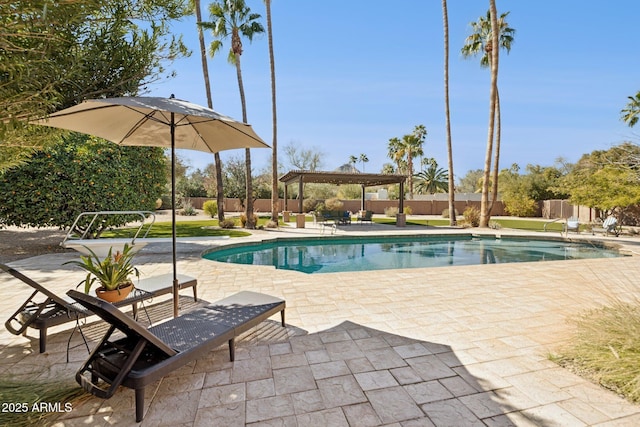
102 220 251 238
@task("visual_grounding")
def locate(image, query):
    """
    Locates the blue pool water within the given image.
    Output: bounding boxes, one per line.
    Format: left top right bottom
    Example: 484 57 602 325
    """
202 235 625 274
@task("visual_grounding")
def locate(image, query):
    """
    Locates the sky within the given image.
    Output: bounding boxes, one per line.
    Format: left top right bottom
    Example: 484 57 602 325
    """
145 0 640 183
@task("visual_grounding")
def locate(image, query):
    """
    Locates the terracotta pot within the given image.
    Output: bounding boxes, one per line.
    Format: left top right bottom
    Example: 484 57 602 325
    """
95 282 133 303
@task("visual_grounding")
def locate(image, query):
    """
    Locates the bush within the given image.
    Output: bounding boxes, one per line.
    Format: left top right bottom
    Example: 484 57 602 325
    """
219 218 236 228
384 206 399 217
325 197 344 211
203 200 218 218
403 206 413 215
240 213 258 227
463 206 480 227
179 200 197 216
303 198 319 213
503 194 537 217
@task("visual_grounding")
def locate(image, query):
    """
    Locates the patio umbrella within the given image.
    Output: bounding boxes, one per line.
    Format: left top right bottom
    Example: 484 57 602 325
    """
33 95 269 317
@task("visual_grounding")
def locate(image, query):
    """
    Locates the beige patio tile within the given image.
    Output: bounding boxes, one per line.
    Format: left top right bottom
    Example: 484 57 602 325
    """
290 389 325 414
317 374 368 408
246 378 275 400
245 395 295 424
342 402 383 427
354 370 399 391
198 383 245 409
366 386 424 424
273 365 316 395
420 398 485 427
310 359 351 380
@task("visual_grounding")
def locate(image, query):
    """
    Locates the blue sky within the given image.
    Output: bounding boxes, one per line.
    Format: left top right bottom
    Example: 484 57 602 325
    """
146 1 640 182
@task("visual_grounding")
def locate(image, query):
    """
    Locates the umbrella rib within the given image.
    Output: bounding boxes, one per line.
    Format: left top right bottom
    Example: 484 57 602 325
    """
181 116 265 152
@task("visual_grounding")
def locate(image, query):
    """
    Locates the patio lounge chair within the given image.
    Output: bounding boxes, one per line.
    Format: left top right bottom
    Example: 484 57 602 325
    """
2 263 87 353
603 216 620 236
68 289 286 422
565 216 580 234
1 263 198 353
357 210 373 224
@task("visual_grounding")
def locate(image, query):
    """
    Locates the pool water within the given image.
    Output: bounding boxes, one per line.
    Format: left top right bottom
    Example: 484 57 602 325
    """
202 235 625 274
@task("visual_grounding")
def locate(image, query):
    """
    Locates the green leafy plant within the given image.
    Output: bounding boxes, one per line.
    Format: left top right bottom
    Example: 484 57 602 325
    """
64 243 139 294
463 206 481 227
203 200 218 217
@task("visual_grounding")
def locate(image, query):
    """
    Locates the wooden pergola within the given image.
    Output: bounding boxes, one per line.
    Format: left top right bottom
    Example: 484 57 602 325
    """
279 170 407 213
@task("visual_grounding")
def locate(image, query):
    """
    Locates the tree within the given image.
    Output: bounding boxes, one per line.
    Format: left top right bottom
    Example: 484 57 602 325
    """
359 153 369 172
621 91 640 128
0 0 190 171
414 160 449 195
461 7 515 225
264 0 279 223
457 169 484 193
349 155 358 172
192 0 226 222
387 125 426 199
442 0 456 225
561 143 640 215
201 0 264 229
0 134 165 229
283 143 323 171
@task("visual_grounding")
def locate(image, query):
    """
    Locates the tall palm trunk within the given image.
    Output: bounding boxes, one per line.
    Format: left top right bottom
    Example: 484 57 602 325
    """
265 0 278 222
480 0 500 227
442 0 456 225
234 53 255 229
488 90 501 214
194 0 225 221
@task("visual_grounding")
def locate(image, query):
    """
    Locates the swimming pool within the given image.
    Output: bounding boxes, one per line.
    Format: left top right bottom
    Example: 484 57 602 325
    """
202 235 626 274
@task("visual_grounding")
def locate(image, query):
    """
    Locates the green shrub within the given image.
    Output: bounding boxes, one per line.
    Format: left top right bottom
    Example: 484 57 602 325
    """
219 218 236 229
203 200 218 218
403 206 413 215
503 194 537 217
180 201 197 216
463 206 480 227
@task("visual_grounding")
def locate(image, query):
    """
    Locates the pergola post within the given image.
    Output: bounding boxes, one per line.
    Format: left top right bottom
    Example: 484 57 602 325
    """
283 184 289 211
298 176 304 213
399 181 405 213
361 185 366 211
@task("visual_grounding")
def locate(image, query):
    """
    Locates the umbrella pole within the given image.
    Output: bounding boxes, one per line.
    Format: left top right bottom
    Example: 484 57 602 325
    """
171 112 179 318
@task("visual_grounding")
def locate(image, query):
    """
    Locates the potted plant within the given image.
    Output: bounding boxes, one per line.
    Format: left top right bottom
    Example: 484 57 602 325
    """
65 243 140 303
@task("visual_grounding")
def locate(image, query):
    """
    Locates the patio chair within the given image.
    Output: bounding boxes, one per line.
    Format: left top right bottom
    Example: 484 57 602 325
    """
603 216 620 236
2 263 88 353
2 263 198 353
565 216 580 234
68 289 286 422
357 210 373 224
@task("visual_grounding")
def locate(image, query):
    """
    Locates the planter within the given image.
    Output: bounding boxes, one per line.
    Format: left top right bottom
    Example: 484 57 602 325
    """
95 282 133 303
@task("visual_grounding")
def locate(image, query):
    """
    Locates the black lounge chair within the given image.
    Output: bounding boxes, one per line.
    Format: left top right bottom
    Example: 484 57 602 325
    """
2 263 88 353
2 263 198 353
68 289 286 422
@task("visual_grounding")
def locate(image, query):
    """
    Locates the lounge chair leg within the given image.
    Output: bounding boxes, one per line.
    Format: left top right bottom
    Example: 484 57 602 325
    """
135 388 145 422
281 310 285 327
193 286 197 302
39 328 47 353
229 338 235 361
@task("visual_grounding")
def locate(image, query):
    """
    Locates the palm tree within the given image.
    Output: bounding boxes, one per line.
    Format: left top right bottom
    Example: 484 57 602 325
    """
349 155 358 172
442 0 456 225
192 0 225 222
479 0 501 227
386 125 426 199
264 0 278 223
359 153 368 172
462 8 514 226
201 0 264 229
414 162 449 195
621 91 640 127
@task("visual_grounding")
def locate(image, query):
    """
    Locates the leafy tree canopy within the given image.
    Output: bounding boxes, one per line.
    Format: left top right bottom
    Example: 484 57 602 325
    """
0 0 191 170
0 134 166 229
561 142 640 211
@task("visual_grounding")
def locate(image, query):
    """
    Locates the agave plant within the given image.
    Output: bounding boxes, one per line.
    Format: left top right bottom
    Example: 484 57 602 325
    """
64 243 139 294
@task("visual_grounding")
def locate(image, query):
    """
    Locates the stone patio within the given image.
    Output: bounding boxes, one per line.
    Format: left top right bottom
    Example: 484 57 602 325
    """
2 221 640 426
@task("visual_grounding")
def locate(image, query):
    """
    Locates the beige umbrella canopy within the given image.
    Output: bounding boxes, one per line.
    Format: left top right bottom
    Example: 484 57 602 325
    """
34 96 269 316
